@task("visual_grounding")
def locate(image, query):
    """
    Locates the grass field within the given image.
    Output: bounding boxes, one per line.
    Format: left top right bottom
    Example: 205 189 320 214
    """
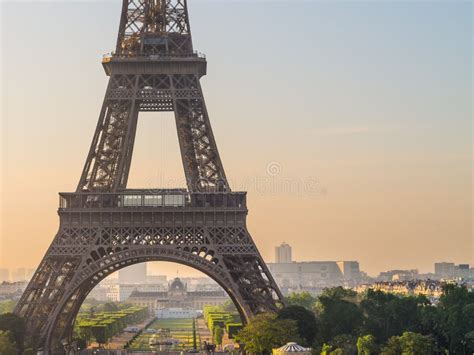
129 318 201 351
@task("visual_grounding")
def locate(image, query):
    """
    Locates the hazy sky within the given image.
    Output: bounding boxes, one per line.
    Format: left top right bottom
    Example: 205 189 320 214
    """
1 0 472 277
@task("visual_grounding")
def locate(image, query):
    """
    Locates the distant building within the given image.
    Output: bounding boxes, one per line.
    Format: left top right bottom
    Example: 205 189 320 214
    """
0 281 28 300
180 277 217 287
0 269 9 283
416 272 437 280
456 264 470 279
355 280 444 300
127 277 228 312
118 263 147 285
146 275 167 284
434 262 471 279
88 284 120 302
275 243 292 263
337 261 361 280
268 261 363 294
119 283 166 302
435 262 456 278
156 308 197 319
100 276 119 285
377 269 419 282
194 282 223 292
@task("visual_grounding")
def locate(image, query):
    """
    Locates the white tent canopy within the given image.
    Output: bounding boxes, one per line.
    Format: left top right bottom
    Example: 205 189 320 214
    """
272 342 312 355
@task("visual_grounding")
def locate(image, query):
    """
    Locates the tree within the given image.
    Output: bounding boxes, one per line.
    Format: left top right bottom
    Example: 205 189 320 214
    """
0 301 17 315
236 313 300 354
0 330 16 355
214 326 224 347
381 332 432 355
315 288 363 342
320 287 358 300
76 338 87 351
222 300 238 313
286 292 317 311
360 289 428 343
0 313 26 352
398 332 433 355
192 318 197 350
92 325 110 346
380 336 401 355
461 331 474 355
462 303 474 332
102 302 119 312
76 324 93 346
360 290 430 342
421 284 474 353
320 343 332 355
329 334 357 354
277 305 317 346
357 335 377 355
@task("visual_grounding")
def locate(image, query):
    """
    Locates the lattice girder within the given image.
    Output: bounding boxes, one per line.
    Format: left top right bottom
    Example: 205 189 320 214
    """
77 73 228 192
16 213 282 351
116 0 192 56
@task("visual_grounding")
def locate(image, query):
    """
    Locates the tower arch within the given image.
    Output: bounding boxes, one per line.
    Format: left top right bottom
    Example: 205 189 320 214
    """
43 252 252 351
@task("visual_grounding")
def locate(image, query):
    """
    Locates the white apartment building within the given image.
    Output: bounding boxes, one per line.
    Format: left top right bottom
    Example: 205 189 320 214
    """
275 243 292 263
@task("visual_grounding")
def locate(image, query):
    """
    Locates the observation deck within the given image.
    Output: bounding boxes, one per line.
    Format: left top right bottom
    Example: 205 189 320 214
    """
101 52 207 77
59 190 247 211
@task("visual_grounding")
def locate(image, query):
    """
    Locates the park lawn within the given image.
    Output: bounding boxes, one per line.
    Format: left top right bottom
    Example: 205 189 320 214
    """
129 318 201 351
150 319 194 329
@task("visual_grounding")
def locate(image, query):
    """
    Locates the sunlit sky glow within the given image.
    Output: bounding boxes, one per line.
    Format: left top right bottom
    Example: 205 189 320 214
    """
0 0 472 277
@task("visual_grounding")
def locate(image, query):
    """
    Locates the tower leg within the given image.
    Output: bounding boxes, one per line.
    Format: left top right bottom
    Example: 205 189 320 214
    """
77 75 140 192
173 74 229 192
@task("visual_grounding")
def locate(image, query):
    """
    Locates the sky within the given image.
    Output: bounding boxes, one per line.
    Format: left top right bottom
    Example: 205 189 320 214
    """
0 0 472 277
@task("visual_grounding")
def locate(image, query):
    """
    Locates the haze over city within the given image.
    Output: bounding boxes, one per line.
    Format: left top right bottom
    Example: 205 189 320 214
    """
1 1 472 277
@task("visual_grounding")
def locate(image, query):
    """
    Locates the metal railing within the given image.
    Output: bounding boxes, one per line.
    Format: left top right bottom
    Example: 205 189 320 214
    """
59 190 246 210
102 50 206 62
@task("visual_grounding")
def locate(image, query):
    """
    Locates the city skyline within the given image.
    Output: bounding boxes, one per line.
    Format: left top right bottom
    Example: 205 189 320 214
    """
1 1 472 276
1 254 471 281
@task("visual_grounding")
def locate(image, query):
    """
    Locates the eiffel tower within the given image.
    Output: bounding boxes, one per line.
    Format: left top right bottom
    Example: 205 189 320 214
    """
14 0 283 352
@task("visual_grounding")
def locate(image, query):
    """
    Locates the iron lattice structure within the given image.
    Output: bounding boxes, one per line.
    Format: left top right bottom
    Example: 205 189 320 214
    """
15 0 284 352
